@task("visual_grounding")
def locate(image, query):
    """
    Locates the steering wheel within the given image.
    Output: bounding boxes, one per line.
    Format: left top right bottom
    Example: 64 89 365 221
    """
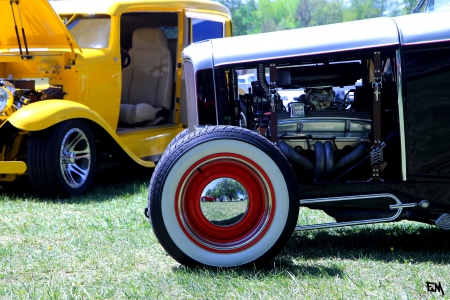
121 48 131 68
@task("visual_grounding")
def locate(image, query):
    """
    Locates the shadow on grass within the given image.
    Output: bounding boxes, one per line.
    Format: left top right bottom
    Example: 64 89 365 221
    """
284 223 450 264
168 222 449 278
0 163 153 204
171 259 344 279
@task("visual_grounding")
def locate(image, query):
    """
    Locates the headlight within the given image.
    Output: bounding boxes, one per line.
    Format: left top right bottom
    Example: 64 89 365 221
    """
0 87 13 112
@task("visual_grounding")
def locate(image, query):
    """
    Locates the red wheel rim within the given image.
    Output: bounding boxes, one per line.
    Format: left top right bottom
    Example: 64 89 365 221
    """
175 153 275 253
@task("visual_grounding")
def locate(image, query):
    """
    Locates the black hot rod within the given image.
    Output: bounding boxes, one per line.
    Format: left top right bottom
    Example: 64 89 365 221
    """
147 8 450 267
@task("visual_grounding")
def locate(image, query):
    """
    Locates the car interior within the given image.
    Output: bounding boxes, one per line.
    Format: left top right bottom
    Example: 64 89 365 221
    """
118 12 179 131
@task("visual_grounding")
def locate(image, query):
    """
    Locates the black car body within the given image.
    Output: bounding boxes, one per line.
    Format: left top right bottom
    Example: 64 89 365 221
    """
147 8 450 267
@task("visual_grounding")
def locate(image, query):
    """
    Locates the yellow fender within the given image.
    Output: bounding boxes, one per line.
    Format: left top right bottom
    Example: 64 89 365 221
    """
7 100 155 167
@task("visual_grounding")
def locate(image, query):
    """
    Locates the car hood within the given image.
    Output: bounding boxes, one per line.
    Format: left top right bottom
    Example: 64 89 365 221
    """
0 0 80 53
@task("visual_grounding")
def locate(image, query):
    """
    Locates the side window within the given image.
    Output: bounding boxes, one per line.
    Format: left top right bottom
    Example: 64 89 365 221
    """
405 44 450 177
120 12 178 54
191 19 224 43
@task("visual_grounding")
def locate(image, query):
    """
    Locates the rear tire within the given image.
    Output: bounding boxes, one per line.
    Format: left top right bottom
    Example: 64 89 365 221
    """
148 126 299 267
27 120 96 198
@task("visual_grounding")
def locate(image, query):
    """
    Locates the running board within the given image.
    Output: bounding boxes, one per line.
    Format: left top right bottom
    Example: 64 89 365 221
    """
296 193 418 231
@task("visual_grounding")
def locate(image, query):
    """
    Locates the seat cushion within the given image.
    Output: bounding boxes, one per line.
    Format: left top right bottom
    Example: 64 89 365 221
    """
119 103 162 125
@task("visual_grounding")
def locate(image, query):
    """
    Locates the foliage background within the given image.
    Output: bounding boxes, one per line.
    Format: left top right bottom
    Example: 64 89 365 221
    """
205 178 247 201
217 0 420 35
48 0 422 36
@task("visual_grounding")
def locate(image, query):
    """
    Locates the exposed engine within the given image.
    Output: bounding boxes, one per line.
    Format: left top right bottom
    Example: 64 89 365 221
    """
240 69 373 184
277 111 372 183
302 87 335 110
0 78 63 114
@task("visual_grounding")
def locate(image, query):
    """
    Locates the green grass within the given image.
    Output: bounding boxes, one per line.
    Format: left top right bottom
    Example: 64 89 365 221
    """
201 200 248 225
1 169 450 299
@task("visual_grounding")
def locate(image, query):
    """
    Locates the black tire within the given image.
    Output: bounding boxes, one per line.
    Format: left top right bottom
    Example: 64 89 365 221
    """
148 126 299 268
27 120 96 198
167 128 188 149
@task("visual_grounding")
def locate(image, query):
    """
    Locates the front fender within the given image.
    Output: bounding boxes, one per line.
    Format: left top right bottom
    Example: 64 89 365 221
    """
7 100 156 168
7 100 113 132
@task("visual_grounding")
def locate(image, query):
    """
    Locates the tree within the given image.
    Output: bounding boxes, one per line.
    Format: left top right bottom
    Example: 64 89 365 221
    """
343 0 404 21
296 0 320 28
206 178 247 201
218 0 415 35
218 0 262 35
205 188 213 196
314 0 345 26
403 0 421 14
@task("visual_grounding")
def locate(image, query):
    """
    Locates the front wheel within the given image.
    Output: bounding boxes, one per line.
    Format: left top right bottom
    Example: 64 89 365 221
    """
167 128 188 149
27 119 96 198
148 126 299 267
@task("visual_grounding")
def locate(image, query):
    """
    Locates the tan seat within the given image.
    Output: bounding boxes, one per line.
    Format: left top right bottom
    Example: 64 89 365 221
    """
120 28 173 125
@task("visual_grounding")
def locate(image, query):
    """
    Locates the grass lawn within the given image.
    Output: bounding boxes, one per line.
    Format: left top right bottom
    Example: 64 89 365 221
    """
1 168 449 299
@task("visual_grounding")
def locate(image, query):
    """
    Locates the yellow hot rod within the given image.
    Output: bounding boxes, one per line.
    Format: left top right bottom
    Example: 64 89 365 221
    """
0 0 232 197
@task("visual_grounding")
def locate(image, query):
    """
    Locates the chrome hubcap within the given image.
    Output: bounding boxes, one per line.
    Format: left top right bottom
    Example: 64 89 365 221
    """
60 128 91 189
200 178 249 226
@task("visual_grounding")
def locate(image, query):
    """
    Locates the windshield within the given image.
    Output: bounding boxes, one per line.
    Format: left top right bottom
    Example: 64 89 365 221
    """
67 15 111 49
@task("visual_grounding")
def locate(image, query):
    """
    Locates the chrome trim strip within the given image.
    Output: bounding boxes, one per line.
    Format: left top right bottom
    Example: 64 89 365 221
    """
396 50 407 181
211 55 219 126
402 38 450 46
183 60 198 132
296 193 407 231
389 202 417 209
300 193 400 205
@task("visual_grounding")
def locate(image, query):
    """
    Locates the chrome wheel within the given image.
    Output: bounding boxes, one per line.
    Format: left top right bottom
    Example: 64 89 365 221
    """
60 128 92 188
175 154 274 252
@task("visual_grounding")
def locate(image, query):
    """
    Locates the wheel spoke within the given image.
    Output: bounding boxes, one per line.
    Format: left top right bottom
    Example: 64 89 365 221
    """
66 164 88 184
70 163 89 178
66 132 86 152
63 166 78 186
74 152 91 160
